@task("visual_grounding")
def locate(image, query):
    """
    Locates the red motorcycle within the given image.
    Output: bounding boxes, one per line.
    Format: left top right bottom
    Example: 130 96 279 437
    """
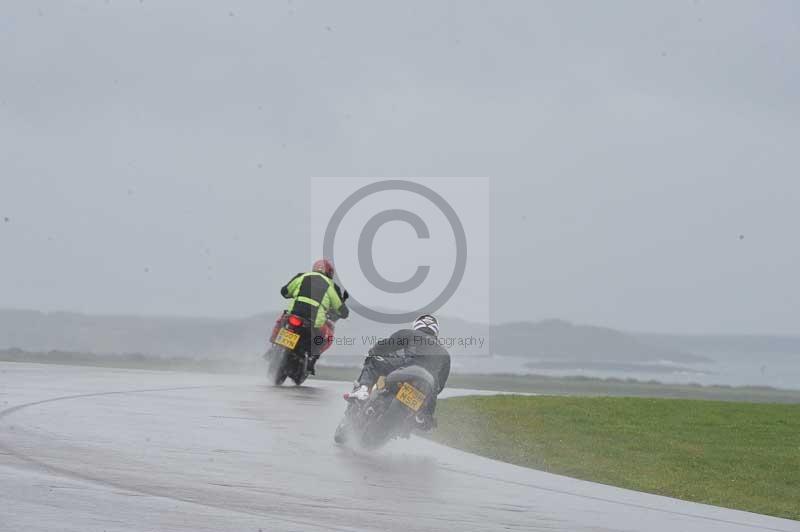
265 311 337 386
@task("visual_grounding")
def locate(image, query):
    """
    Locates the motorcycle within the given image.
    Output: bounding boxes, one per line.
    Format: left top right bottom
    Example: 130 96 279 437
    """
265 311 337 386
334 365 437 449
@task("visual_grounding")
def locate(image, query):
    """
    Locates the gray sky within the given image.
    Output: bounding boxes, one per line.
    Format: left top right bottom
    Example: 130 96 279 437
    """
1 1 798 334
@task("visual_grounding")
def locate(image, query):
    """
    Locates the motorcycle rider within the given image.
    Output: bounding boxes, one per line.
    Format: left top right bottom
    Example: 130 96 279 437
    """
279 259 349 374
348 314 450 431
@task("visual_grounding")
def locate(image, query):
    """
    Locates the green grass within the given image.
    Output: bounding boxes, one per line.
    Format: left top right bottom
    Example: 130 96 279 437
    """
429 395 800 521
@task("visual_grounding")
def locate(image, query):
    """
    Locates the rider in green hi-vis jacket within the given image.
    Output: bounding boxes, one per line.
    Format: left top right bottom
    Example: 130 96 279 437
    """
280 259 349 371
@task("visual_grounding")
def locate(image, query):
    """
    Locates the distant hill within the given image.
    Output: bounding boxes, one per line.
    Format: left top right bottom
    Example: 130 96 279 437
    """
0 309 271 359
492 319 708 363
635 333 800 356
0 309 707 365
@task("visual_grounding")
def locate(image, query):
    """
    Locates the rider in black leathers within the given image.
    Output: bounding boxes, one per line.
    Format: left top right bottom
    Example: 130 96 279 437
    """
351 314 450 430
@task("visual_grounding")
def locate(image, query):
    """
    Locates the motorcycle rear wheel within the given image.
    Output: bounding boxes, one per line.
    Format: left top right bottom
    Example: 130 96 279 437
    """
288 353 307 386
266 346 289 386
359 398 412 449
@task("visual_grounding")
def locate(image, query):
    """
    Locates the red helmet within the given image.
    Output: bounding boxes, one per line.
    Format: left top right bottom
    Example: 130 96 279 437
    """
312 258 335 278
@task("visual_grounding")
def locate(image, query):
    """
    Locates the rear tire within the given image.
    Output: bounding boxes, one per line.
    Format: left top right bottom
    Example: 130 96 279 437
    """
267 346 289 386
360 398 412 449
291 355 308 386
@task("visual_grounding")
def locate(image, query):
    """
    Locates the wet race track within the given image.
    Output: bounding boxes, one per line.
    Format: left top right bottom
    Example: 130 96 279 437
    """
0 363 797 532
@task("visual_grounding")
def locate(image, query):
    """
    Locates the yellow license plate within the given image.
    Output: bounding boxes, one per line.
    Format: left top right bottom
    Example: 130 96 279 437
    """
274 328 300 350
396 382 426 411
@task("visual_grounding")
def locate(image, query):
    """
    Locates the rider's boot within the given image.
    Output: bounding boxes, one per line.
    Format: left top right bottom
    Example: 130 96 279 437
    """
307 355 319 375
343 383 369 401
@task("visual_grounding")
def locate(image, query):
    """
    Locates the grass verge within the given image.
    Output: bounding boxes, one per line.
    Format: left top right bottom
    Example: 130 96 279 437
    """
429 395 800 521
316 366 800 404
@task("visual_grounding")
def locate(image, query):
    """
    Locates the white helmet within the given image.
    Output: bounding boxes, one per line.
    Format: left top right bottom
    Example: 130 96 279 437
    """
412 314 439 336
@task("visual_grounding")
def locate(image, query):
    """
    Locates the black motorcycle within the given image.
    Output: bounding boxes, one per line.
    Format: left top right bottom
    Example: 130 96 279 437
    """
265 312 337 386
334 365 437 449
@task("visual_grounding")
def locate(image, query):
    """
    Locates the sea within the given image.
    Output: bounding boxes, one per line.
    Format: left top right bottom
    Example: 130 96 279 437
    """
450 350 800 390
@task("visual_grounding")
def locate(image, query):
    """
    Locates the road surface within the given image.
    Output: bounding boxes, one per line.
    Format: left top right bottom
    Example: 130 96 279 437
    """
0 362 797 532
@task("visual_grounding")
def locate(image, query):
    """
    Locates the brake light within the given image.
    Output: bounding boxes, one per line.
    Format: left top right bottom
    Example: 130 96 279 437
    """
287 315 303 328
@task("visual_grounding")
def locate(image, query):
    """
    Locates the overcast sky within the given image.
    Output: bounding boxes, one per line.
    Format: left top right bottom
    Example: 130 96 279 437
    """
1 1 798 334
